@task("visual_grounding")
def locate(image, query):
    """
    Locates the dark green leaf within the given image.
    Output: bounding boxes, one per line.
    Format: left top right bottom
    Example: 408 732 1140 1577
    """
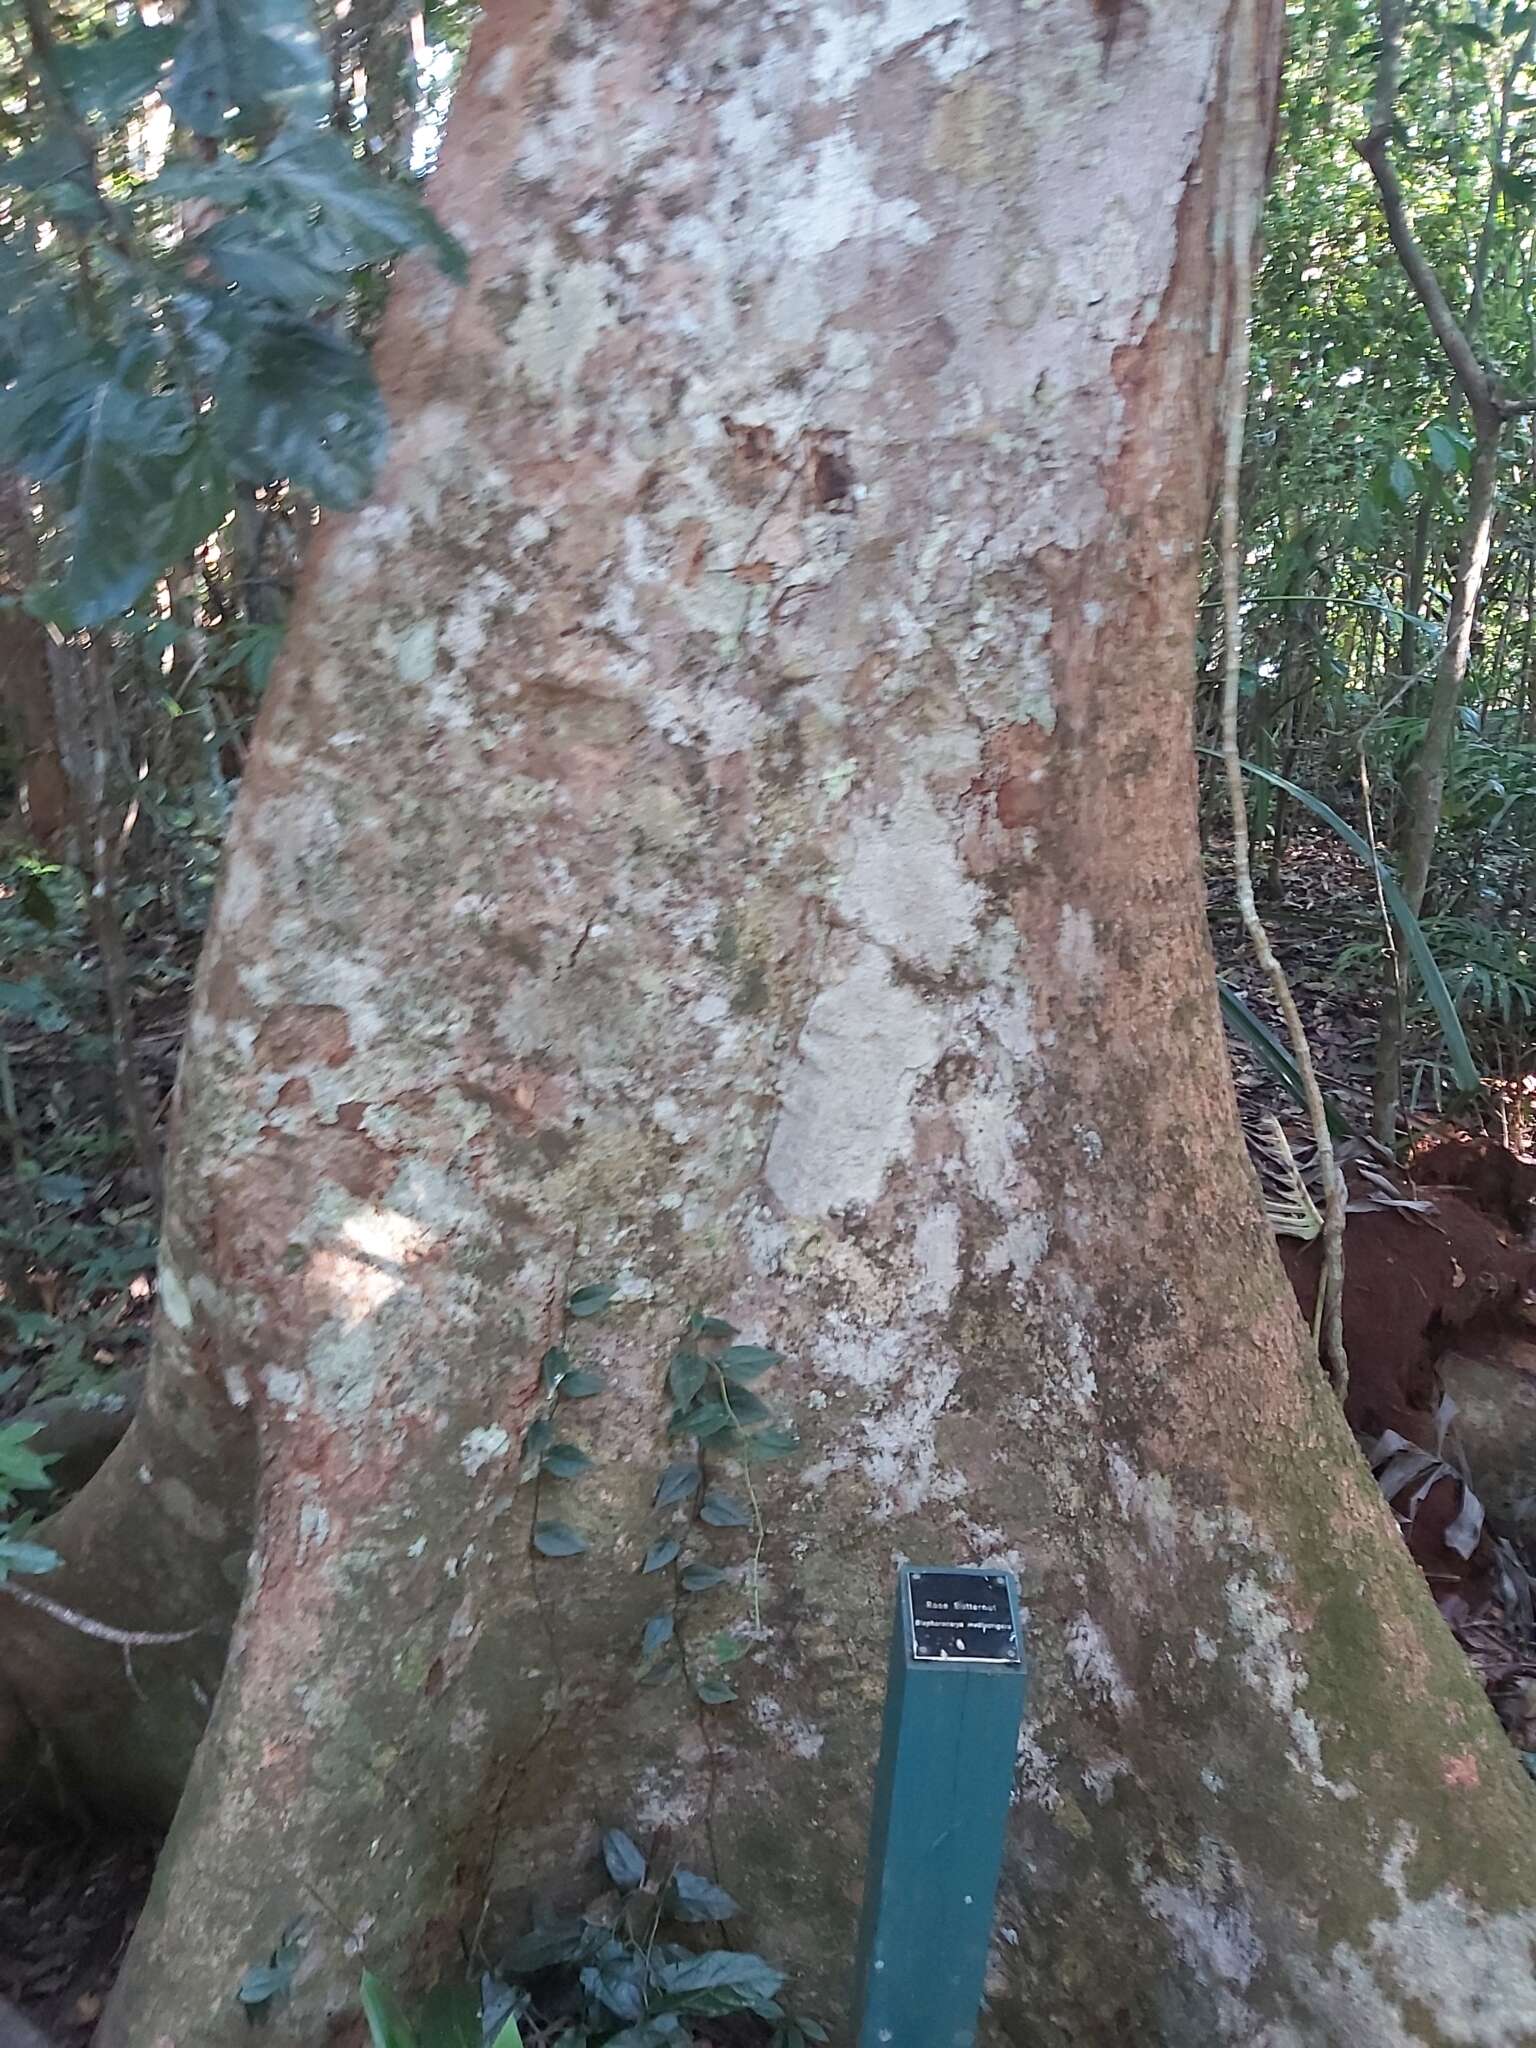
666 1869 740 1923
653 1462 700 1508
699 1490 751 1529
601 1827 648 1894
567 1282 616 1318
668 1351 709 1404
653 1949 784 2019
503 1920 593 1974
557 1370 606 1400
0 1424 59 1501
1388 453 1417 503
581 1956 646 2023
709 1633 747 1664
53 23 181 124
0 980 69 1032
519 1418 554 1478
716 1387 770 1425
693 1674 737 1705
167 0 329 137
680 1563 728 1593
16 875 57 930
743 1425 800 1463
799 2021 830 2042
532 1520 587 1558
542 1442 592 1479
719 1345 780 1380
213 317 385 507
605 2022 687 2048
195 217 349 315
691 1314 736 1338
1427 422 1469 475
5 130 92 198
541 1347 570 1392
641 1612 675 1660
226 129 467 281
671 1399 733 1440
641 1537 681 1574
1 353 231 629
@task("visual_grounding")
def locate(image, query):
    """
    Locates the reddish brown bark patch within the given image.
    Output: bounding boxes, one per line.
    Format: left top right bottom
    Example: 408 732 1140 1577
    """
982 723 1052 831
254 1005 354 1071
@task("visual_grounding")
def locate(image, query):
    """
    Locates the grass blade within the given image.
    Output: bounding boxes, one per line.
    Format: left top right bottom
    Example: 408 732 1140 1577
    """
1217 981 1353 1136
1202 750 1481 1096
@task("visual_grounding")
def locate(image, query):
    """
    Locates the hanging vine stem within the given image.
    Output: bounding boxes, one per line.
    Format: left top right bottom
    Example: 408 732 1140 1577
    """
1218 0 1349 1395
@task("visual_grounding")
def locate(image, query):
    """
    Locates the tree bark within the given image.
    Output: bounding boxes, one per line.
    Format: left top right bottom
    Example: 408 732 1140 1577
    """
9 2 1533 2043
0 481 69 855
1372 416 1501 1143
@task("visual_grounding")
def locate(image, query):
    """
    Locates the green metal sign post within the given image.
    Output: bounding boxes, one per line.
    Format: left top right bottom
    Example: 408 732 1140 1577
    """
853 1565 1027 2048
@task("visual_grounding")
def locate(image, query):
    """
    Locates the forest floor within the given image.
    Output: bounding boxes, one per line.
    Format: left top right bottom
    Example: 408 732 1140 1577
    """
0 824 1533 2043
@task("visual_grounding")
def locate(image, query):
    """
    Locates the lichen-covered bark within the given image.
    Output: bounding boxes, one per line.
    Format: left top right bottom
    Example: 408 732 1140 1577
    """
84 0 1536 2041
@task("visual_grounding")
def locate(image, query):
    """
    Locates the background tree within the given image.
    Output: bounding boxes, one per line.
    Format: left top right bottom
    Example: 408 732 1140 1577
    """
1226 0 1536 1143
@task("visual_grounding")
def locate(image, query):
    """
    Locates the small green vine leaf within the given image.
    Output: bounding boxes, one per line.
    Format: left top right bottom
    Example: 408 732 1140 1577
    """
693 1674 737 1705
541 1346 570 1392
710 1634 748 1664
654 1462 700 1507
680 1563 729 1593
602 1827 649 1893
690 1312 736 1338
567 1283 616 1318
237 1962 292 2009
519 1418 554 1479
668 1351 709 1404
667 1869 740 1922
542 1443 592 1479
533 1520 588 1557
641 1611 675 1660
238 1927 302 2009
642 1537 682 1574
671 1398 733 1440
719 1345 780 1380
558 1369 607 1400
699 1489 750 1528
743 1425 800 1462
713 1386 770 1425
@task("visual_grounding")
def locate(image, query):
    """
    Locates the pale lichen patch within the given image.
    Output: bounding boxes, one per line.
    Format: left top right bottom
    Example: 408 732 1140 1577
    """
1279 1826 1536 2045
1143 1877 1263 1989
458 1427 510 1478
1064 1613 1135 1711
838 778 983 972
765 945 941 1216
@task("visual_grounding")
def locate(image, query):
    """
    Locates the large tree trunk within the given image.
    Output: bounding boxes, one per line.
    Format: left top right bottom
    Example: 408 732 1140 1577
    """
9 0 1535 2041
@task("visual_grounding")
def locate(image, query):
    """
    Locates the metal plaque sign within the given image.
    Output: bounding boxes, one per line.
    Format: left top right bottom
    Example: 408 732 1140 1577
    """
905 1568 1021 1666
